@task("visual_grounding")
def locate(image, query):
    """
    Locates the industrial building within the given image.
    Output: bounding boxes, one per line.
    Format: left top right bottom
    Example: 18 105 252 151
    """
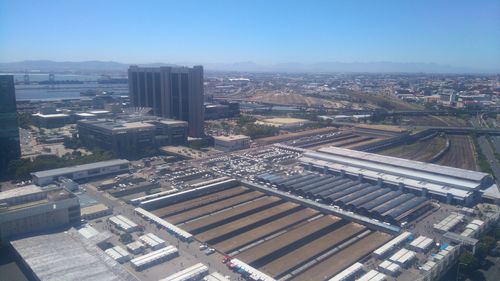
0 185 80 242
0 75 21 172
31 159 130 185
300 146 493 205
137 179 393 280
128 65 204 137
77 117 188 156
256 172 430 226
10 228 139 281
213 135 251 152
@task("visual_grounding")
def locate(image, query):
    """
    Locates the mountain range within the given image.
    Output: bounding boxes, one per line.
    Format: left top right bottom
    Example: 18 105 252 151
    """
0 60 496 74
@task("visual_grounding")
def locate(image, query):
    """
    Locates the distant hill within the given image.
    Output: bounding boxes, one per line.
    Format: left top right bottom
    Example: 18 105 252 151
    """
0 60 496 74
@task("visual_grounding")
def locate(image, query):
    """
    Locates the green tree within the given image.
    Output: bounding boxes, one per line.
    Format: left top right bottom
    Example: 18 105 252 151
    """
459 251 479 274
119 233 132 243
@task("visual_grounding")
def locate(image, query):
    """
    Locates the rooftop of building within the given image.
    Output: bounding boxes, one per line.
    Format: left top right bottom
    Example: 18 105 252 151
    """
213 134 250 141
0 185 44 201
32 112 69 118
316 146 488 183
10 228 139 281
0 185 73 213
81 203 110 216
31 159 129 179
79 117 186 132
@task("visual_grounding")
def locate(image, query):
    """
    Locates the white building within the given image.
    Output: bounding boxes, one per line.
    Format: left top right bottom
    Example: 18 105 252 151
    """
300 147 492 205
213 135 251 152
31 159 130 186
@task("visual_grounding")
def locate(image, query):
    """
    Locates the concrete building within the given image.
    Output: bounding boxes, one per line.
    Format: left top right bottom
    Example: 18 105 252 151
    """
213 135 251 152
77 118 188 156
0 185 80 242
31 159 130 186
204 101 240 120
0 75 21 172
128 65 204 137
32 112 71 128
300 146 493 205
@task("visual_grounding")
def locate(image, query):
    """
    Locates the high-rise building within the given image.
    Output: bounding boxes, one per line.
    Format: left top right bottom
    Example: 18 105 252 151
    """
0 75 21 172
128 66 204 137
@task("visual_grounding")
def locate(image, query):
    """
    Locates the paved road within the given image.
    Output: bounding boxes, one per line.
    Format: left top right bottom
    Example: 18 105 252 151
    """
478 136 500 186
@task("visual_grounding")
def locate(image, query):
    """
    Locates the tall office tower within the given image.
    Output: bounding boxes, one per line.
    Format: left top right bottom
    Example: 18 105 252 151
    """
128 66 204 137
0 75 21 172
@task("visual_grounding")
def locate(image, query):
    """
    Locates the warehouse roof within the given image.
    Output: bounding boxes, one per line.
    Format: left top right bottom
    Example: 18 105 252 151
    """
31 159 129 179
301 155 473 199
10 228 139 281
316 147 488 182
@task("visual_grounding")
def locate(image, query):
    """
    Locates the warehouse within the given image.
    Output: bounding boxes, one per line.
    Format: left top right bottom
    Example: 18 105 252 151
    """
235 215 341 265
259 172 429 226
288 232 391 281
130 246 179 271
136 181 394 280
159 263 208 281
31 159 130 185
300 146 493 205
139 233 166 250
213 208 320 253
260 222 366 278
104 245 130 263
108 215 139 233
329 262 364 281
373 232 413 258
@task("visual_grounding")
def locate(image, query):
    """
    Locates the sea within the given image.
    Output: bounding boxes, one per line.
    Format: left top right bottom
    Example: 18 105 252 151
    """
3 73 128 101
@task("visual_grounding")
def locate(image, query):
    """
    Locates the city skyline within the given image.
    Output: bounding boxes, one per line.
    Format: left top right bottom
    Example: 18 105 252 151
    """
0 0 499 73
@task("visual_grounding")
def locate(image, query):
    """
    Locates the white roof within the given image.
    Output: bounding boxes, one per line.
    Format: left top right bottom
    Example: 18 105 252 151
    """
317 146 487 182
301 155 474 199
0 185 44 201
329 262 363 281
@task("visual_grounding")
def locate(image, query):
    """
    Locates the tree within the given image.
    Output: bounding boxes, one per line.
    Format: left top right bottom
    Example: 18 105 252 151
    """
476 236 496 259
119 233 132 243
459 251 479 274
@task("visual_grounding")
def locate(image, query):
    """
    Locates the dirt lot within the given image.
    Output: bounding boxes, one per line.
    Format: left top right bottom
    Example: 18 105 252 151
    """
437 135 478 171
378 135 447 162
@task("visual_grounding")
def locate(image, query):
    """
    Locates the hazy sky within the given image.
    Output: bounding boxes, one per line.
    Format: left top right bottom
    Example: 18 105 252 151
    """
1 0 499 71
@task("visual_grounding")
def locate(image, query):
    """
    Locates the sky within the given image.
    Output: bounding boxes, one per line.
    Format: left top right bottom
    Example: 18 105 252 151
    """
0 0 499 71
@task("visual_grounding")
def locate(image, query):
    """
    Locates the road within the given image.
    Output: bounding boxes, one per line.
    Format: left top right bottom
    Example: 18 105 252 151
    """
478 136 500 185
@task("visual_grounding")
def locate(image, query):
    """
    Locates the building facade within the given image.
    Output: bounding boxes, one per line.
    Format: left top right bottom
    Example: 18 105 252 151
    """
0 185 80 242
213 135 251 152
0 75 21 172
77 118 188 156
31 159 130 186
128 66 204 137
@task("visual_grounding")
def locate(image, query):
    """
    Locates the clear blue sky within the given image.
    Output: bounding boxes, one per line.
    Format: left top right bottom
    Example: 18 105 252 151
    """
0 0 499 71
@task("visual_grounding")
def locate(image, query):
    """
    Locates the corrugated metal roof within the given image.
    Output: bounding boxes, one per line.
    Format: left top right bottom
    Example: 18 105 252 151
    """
31 159 129 178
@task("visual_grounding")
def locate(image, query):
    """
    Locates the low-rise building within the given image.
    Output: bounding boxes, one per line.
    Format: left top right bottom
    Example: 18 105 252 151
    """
77 118 188 156
0 185 80 242
31 159 130 186
213 135 251 152
32 112 71 128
